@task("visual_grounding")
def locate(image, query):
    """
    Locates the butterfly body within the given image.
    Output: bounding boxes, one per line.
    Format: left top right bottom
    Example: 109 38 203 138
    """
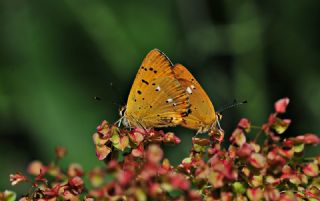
173 64 216 133
122 49 190 129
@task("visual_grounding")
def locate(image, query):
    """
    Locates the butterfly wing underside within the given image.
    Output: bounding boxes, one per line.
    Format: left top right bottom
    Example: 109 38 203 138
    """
125 49 190 128
173 64 216 133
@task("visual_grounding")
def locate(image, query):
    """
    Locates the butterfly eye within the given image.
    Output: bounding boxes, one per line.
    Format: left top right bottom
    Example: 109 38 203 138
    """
119 106 127 117
216 113 223 121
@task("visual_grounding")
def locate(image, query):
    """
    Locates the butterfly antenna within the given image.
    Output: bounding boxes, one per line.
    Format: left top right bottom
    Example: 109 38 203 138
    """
217 99 247 114
93 96 102 101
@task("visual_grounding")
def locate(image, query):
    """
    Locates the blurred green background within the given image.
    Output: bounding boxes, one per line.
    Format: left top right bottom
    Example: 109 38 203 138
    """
1 0 319 192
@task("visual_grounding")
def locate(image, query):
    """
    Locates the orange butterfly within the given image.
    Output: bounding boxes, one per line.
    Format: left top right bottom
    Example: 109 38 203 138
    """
120 49 190 129
173 64 220 134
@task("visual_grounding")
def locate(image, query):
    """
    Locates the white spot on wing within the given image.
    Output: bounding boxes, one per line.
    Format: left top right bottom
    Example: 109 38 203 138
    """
156 85 161 91
186 87 192 94
167 98 173 103
191 85 195 89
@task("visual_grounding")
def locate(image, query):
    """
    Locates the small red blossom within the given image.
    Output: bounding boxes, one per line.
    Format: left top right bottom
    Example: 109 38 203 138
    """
247 188 263 201
209 127 225 143
237 143 254 158
10 172 27 186
146 144 163 164
249 153 266 169
208 170 224 188
271 118 291 134
117 170 134 186
27 160 45 175
170 173 190 190
230 128 246 146
96 120 110 136
238 118 251 132
43 184 61 197
264 185 280 201
67 163 84 177
68 176 84 194
95 144 111 160
164 132 181 144
55 146 67 159
303 162 319 177
221 191 233 201
279 192 297 201
129 131 144 144
274 97 290 113
296 133 320 144
34 169 48 184
89 167 105 187
192 137 210 146
131 143 144 157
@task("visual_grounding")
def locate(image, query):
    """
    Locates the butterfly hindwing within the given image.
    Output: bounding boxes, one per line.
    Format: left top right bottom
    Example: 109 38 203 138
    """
173 64 216 133
125 50 190 128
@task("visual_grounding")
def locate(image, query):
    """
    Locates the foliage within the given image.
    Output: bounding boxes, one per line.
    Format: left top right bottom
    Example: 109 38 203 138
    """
4 98 320 201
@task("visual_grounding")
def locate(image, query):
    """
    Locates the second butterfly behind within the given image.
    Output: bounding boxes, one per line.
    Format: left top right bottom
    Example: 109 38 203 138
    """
173 64 218 134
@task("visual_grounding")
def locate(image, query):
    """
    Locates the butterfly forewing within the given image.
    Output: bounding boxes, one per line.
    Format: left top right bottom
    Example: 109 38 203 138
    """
125 49 190 128
173 64 216 133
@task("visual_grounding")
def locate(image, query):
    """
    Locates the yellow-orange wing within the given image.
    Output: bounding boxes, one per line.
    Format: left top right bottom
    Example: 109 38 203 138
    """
124 49 190 128
173 64 216 133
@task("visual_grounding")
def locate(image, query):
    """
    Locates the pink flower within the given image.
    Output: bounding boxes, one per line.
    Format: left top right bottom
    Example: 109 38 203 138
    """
68 176 84 194
238 118 251 131
9 172 27 186
296 133 320 144
274 97 290 113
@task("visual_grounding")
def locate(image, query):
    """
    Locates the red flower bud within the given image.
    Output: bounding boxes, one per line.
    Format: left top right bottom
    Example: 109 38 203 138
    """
274 97 290 113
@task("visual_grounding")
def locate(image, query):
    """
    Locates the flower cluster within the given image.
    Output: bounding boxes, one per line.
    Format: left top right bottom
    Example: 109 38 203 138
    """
8 147 86 200
5 98 320 201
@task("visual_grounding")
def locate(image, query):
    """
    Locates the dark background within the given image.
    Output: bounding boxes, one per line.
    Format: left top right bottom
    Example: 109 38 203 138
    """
1 1 319 192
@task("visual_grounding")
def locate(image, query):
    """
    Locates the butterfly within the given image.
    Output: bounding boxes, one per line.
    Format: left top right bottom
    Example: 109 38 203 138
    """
173 64 220 134
119 49 190 129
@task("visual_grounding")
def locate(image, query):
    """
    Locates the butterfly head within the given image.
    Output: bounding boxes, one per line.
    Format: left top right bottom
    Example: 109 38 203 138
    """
216 112 223 121
119 105 126 117
119 106 130 128
207 113 224 142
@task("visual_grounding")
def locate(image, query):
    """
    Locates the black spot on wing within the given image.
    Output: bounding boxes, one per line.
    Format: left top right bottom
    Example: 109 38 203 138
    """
142 79 149 85
137 90 142 94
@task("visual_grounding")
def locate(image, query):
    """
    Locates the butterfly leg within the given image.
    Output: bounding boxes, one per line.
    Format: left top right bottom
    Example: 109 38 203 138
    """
194 130 201 137
136 120 149 134
115 116 124 128
128 121 132 131
118 118 122 127
216 119 222 130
